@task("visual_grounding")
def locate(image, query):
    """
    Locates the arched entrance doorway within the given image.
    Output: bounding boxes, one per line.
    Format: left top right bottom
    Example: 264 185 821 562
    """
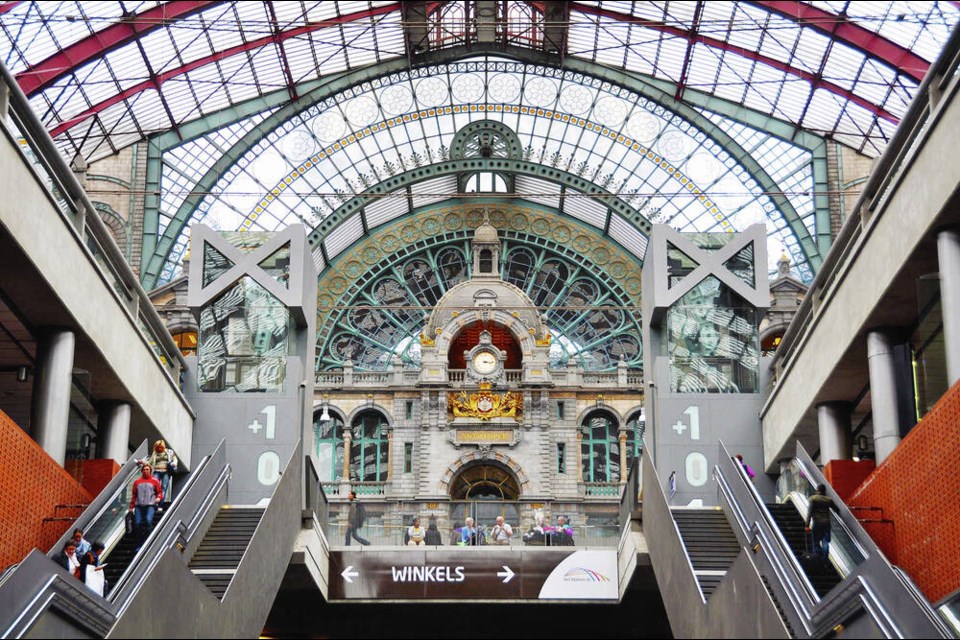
448 461 522 541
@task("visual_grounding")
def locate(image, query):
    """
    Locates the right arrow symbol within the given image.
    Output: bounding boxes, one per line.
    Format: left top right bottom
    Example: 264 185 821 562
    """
342 565 359 583
497 565 515 583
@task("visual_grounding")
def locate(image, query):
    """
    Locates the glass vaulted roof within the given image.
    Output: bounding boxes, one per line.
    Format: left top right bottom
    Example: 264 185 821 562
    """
3 1 955 160
2 1 958 289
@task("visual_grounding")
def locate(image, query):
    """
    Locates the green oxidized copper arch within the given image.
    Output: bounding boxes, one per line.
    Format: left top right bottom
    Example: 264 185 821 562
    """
316 202 643 372
142 45 824 289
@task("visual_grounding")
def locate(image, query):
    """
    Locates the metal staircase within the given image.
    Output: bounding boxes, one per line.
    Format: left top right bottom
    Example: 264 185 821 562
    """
671 508 740 598
189 507 265 600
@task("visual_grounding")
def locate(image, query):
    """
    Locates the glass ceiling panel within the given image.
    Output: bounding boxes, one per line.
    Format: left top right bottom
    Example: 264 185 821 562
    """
156 58 819 284
4 1 956 164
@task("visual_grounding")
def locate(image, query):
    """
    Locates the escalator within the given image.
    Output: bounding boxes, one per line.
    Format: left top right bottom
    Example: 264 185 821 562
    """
0 440 303 638
642 441 954 638
765 503 841 598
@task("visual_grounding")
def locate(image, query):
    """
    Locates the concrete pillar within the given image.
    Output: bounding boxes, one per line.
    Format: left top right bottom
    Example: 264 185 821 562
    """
816 402 852 463
342 430 352 481
30 329 75 465
98 402 132 464
867 329 902 464
938 229 960 385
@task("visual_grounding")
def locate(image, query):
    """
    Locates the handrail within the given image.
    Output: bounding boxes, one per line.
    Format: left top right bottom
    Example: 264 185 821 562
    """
44 440 149 561
0 61 189 388
719 439 952 637
641 448 706 603
767 22 960 393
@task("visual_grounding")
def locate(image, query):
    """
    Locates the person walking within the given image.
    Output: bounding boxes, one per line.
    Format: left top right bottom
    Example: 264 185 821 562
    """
344 491 370 546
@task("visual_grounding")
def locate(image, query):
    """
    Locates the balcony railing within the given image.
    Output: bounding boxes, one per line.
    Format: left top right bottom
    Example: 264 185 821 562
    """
0 62 188 388
316 366 643 388
584 482 623 498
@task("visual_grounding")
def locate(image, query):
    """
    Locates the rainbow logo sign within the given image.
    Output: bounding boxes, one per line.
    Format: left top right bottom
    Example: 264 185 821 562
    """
563 567 610 583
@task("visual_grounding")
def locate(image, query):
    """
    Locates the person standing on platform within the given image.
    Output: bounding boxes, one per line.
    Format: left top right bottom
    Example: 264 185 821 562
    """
345 491 370 546
490 516 513 545
407 517 426 546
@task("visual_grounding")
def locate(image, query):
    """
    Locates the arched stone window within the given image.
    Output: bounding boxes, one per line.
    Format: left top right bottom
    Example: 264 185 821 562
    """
580 411 620 483
350 411 390 482
314 408 346 482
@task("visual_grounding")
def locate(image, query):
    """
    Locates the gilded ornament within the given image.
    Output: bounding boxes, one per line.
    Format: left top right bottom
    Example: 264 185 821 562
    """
420 332 436 346
448 385 523 421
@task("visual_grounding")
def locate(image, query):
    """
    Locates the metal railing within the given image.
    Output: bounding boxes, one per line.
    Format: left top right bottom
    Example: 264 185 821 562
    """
326 521 621 548
0 61 189 391
316 366 643 388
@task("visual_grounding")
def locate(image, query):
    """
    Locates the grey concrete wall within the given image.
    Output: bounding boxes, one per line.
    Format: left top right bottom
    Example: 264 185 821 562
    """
186 358 305 505
0 130 194 463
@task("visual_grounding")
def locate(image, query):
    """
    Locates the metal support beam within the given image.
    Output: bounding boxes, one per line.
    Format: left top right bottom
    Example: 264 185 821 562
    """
749 0 929 82
139 43 825 287
402 2 431 60
541 1 569 60
16 1 220 95
572 2 899 124
47 5 401 138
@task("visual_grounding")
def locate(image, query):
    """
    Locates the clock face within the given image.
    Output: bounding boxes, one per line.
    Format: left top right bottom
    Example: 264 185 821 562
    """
472 350 498 374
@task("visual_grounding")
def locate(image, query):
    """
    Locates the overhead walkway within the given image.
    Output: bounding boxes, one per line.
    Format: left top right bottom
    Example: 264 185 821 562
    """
643 443 953 638
0 441 302 638
761 25 960 468
0 62 193 463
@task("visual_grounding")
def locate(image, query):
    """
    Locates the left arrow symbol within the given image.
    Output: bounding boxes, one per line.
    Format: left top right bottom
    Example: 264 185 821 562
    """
342 565 359 583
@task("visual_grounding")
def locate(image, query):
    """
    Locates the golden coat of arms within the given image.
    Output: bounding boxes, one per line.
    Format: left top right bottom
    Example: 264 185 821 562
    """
448 383 523 421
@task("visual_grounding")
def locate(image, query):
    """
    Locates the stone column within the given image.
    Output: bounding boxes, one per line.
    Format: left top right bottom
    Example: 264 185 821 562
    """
867 329 902 464
816 402 852 464
618 430 628 483
30 329 75 465
342 430 352 481
938 229 960 385
98 402 132 464
576 431 584 482
386 429 393 481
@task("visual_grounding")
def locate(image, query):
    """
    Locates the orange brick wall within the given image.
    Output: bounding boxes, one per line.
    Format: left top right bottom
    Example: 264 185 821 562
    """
824 459 875 501
0 410 92 569
849 378 960 602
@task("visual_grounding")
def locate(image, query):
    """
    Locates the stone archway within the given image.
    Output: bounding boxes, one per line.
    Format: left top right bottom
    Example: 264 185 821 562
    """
440 450 528 499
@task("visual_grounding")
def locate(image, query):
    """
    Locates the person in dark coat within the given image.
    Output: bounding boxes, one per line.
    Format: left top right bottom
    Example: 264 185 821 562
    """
424 517 443 546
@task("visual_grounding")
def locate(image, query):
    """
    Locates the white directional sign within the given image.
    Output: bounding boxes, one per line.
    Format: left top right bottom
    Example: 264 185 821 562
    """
497 565 515 583
341 565 359 583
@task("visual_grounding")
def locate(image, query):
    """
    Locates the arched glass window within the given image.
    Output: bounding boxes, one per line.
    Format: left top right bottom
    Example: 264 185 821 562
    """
581 411 620 483
625 411 645 471
314 409 345 482
351 411 390 482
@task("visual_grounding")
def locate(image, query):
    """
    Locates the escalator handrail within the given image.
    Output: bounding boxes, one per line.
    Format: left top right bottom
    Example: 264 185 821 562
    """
716 443 937 638
714 460 819 635
716 442 821 604
107 439 228 607
791 444 882 562
44 440 150 561
792 443 952 635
